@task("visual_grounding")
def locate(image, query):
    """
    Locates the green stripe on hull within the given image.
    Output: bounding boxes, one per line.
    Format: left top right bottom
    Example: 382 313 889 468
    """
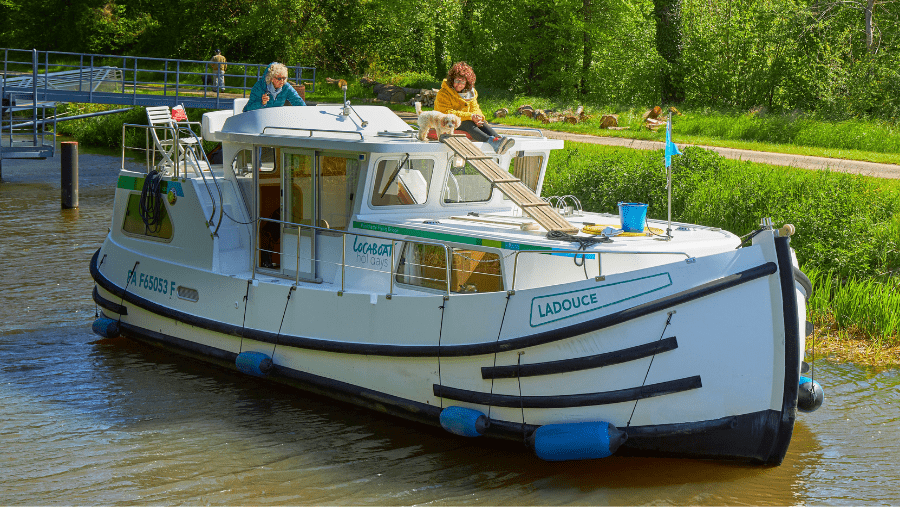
353 220 550 252
117 175 184 196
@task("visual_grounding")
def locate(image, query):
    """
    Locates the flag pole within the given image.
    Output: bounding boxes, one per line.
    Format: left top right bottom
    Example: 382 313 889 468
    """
666 111 673 240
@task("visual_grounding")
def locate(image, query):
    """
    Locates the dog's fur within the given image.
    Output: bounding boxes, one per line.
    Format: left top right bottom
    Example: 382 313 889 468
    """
415 101 461 141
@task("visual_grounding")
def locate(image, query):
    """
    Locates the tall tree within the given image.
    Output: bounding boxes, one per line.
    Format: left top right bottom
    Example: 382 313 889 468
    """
653 0 684 103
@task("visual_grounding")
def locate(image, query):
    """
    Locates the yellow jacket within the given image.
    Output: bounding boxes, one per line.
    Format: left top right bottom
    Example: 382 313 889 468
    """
434 79 483 122
211 54 227 72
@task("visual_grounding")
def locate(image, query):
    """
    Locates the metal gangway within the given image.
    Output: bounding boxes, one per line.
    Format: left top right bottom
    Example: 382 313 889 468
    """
1 47 315 167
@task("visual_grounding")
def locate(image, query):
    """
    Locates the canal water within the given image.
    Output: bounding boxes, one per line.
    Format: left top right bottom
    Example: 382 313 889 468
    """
1 149 899 505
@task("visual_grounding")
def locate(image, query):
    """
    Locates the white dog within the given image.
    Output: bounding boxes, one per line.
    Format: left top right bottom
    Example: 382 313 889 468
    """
415 101 461 141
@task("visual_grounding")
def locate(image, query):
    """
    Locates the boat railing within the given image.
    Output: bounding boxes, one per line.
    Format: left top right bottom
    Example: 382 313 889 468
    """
255 218 453 299
509 248 692 291
121 122 225 235
260 126 365 141
253 216 693 295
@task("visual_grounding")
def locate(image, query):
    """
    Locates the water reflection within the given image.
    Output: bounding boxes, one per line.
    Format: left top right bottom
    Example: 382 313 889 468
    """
1 149 899 505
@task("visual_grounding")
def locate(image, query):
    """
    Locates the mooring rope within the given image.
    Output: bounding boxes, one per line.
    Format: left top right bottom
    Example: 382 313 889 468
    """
486 290 514 422
517 351 526 442
238 278 252 354
271 286 296 358
626 310 675 429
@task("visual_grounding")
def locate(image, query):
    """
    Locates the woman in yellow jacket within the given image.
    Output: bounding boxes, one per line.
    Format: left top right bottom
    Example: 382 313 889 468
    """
434 61 514 155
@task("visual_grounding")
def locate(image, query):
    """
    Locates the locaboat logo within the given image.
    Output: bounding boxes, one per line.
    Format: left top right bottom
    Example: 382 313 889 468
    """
529 273 672 327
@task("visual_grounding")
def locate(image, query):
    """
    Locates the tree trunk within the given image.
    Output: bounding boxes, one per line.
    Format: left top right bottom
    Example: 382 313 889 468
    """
581 0 592 96
866 0 875 53
653 0 684 103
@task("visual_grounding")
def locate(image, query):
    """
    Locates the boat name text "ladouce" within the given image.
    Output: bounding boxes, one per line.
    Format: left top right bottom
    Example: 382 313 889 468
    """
128 269 176 296
537 293 599 319
529 273 673 327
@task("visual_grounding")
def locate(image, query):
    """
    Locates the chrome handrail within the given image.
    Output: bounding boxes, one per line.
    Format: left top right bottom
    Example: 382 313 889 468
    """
255 218 453 299
121 122 224 235
260 126 365 141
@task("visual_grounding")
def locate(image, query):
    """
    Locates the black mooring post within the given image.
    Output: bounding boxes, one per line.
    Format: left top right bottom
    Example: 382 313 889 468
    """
61 141 79 208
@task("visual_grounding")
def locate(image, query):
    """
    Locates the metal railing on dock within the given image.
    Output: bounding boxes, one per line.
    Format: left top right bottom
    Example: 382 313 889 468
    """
1 47 315 109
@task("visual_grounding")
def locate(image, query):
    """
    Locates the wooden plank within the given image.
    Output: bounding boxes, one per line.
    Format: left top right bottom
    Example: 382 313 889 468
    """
440 135 578 234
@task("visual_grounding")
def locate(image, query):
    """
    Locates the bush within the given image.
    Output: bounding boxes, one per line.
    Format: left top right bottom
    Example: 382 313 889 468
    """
544 142 900 278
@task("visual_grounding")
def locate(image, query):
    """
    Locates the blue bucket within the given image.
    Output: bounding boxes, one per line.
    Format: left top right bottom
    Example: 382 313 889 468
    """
618 202 648 233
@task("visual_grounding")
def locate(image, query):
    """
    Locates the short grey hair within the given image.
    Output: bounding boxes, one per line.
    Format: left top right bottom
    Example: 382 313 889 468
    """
265 63 288 85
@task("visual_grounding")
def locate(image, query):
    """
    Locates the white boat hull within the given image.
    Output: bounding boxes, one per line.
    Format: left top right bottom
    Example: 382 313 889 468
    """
91 230 805 463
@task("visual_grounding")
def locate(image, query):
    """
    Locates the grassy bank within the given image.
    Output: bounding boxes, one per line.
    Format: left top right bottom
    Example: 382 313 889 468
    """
543 142 900 351
361 72 900 165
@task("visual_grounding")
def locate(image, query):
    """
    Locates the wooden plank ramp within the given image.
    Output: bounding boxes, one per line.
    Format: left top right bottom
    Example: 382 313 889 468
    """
440 134 578 234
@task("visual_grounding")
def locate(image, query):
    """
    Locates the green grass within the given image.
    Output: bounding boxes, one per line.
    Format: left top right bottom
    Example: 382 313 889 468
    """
361 74 900 165
806 266 900 346
543 141 900 344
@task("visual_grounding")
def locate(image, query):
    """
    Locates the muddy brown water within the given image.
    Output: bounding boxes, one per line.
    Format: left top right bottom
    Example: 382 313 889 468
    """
1 148 898 505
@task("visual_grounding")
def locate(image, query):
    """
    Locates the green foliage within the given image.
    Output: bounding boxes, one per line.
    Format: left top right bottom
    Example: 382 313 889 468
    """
806 265 900 345
674 110 900 154
544 142 900 279
55 103 147 148
79 2 157 54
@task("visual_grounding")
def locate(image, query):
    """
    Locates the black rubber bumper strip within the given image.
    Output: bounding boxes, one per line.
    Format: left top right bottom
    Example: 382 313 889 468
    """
91 249 775 358
434 375 702 408
93 285 127 315
482 336 678 379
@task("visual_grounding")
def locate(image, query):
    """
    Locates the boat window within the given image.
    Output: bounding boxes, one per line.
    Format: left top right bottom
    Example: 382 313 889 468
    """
318 154 360 230
371 157 434 206
121 193 174 241
259 147 276 172
443 160 493 203
509 154 544 193
232 149 254 214
395 243 503 293
232 149 253 176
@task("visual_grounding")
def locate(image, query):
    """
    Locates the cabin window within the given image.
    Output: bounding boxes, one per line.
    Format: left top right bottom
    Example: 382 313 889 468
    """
318 154 360 230
509 154 544 193
371 157 434 206
232 149 253 176
443 161 493 203
259 147 276 172
232 149 254 214
395 243 503 293
121 193 174 241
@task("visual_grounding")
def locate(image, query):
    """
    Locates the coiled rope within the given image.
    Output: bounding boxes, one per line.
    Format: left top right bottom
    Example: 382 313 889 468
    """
139 170 165 233
545 230 611 269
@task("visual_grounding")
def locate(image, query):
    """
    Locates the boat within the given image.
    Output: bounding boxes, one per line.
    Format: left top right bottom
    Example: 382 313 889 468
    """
89 96 824 464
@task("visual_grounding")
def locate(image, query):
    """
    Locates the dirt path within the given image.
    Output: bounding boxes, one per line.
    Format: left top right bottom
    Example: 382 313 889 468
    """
394 111 900 180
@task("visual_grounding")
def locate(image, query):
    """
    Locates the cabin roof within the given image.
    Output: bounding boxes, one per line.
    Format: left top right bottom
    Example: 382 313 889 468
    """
220 105 411 137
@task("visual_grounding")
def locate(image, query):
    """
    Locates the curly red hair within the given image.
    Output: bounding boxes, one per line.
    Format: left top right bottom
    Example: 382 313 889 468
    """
447 61 476 92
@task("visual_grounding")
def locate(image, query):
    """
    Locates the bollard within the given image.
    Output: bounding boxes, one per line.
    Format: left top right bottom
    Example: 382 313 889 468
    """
61 141 79 209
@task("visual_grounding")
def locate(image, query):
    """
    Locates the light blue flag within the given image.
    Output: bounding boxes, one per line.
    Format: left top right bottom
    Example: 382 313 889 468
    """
665 116 681 168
